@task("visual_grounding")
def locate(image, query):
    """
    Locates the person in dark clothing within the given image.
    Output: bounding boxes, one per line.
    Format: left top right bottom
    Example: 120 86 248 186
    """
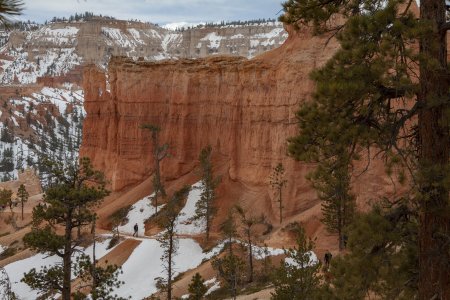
133 223 138 237
324 250 332 270
342 234 348 248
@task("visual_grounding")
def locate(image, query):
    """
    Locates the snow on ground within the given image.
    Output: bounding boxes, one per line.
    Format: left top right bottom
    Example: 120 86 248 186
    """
200 32 224 48
205 277 221 295
163 22 206 31
176 181 206 235
118 193 165 235
285 251 319 267
113 238 206 299
161 33 182 52
5 252 61 300
3 236 117 300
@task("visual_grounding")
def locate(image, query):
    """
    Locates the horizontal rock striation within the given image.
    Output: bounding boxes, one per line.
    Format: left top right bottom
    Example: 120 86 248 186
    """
81 26 399 216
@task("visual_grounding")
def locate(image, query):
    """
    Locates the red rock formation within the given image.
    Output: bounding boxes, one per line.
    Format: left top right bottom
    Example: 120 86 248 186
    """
81 25 400 221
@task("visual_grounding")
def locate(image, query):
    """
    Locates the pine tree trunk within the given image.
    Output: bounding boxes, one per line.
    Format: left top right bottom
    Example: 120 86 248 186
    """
92 219 97 296
62 214 73 300
206 189 210 241
21 201 23 220
279 187 283 224
152 131 160 214
248 231 253 283
168 232 173 300
418 0 450 298
338 199 344 251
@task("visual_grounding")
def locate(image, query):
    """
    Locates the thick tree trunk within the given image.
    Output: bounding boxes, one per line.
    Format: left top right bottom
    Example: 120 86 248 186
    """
418 0 450 298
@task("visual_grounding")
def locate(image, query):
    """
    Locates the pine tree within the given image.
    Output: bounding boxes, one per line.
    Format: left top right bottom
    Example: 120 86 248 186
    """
309 159 355 251
72 216 126 300
0 188 13 210
212 211 244 300
325 204 418 299
17 183 28 220
156 186 190 300
194 145 221 241
220 211 239 256
142 124 169 214
270 226 322 300
235 205 264 283
270 163 287 224
282 0 449 297
15 143 24 172
22 157 109 300
187 273 207 300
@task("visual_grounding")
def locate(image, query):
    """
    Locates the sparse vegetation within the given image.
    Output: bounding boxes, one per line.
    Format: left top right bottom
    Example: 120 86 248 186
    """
109 205 132 238
270 163 287 224
142 124 169 214
193 145 221 242
156 186 190 300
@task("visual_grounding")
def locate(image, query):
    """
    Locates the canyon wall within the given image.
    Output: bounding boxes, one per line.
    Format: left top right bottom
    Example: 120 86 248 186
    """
81 26 398 216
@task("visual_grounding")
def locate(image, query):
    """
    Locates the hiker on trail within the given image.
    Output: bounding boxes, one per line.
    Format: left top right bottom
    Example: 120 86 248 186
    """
133 223 138 237
324 250 332 270
342 234 348 248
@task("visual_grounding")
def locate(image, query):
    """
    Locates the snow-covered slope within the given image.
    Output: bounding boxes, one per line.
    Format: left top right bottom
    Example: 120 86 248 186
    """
4 237 115 300
0 19 287 85
0 85 84 182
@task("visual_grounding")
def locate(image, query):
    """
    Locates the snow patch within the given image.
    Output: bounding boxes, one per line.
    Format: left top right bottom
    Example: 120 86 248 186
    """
118 193 165 235
4 237 118 300
113 238 206 299
285 251 319 267
200 32 224 48
163 22 206 31
205 277 221 295
176 182 206 235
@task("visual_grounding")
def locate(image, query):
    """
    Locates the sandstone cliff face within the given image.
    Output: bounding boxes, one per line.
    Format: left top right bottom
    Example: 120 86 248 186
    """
81 26 326 206
82 25 400 221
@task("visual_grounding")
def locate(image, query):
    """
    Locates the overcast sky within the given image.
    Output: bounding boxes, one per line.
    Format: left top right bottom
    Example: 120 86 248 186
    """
19 0 284 25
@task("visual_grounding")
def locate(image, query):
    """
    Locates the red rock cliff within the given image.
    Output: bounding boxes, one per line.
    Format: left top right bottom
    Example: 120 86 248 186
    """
81 26 398 217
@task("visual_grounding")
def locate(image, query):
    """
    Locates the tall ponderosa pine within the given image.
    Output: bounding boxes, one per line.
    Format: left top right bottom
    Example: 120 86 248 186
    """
309 159 355 251
156 186 190 300
22 158 109 300
282 0 449 297
17 183 28 220
142 124 168 214
194 145 221 241
270 163 287 224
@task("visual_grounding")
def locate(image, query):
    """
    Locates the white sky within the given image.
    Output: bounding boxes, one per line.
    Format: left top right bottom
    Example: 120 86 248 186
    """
19 0 284 25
